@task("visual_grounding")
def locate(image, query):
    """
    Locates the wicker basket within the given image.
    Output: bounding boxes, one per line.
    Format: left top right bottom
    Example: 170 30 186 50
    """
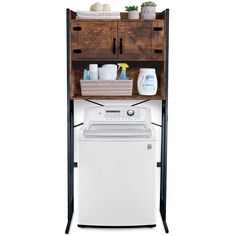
80 79 133 96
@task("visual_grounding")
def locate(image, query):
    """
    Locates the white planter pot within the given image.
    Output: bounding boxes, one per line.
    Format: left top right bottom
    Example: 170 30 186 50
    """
128 10 139 20
141 6 156 20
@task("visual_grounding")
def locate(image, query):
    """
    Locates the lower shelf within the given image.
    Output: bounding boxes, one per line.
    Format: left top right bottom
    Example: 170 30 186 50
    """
70 66 166 100
71 93 164 100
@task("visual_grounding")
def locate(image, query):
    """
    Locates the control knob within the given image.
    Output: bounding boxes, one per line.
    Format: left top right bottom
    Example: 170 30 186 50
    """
127 109 135 116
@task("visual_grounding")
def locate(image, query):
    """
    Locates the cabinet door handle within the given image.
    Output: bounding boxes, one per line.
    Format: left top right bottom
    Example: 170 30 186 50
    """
73 26 82 31
113 38 116 54
154 27 163 31
73 49 82 54
154 49 163 54
120 38 123 54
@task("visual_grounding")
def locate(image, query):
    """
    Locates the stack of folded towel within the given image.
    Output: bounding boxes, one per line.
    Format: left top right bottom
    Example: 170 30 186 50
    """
77 11 121 20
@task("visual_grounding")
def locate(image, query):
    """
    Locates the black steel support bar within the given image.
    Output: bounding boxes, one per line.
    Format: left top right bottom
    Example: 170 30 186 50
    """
151 122 162 128
84 99 104 107
65 9 74 234
78 224 156 228
74 123 84 128
159 9 169 234
131 99 150 107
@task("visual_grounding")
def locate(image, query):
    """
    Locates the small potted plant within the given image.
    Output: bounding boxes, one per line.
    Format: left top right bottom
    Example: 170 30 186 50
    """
141 1 157 20
125 5 139 20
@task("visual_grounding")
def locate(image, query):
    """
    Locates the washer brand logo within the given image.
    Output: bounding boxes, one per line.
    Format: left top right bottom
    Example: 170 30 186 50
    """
147 144 152 150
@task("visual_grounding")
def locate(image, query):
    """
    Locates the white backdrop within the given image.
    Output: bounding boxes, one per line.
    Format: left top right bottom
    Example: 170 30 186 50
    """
0 0 236 236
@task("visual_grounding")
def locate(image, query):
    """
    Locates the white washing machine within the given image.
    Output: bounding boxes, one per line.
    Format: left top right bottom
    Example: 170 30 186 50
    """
77 106 160 227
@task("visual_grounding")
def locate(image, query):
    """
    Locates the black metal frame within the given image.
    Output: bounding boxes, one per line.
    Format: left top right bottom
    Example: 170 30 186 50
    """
65 9 74 234
159 9 169 233
78 224 156 228
65 8 169 234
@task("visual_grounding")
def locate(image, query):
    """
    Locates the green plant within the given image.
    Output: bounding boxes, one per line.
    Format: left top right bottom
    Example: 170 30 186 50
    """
125 5 138 11
141 1 157 7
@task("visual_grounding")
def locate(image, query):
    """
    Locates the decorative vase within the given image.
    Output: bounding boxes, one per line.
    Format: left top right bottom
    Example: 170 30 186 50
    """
141 6 156 20
128 10 139 20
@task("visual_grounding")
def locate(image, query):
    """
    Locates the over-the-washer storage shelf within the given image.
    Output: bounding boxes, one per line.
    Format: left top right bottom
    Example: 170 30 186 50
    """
66 8 169 234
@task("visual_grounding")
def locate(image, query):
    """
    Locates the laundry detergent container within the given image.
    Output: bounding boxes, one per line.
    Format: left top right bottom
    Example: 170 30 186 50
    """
137 68 158 96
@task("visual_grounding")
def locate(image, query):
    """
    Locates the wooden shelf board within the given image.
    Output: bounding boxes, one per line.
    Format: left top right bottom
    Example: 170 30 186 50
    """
74 19 163 22
72 61 164 71
72 59 165 63
71 94 165 100
71 11 165 21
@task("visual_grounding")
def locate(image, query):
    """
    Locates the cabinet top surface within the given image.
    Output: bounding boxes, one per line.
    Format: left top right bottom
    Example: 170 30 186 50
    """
69 10 167 22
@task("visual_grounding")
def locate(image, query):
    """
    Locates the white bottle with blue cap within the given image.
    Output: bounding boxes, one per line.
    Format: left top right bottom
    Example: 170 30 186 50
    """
137 68 158 95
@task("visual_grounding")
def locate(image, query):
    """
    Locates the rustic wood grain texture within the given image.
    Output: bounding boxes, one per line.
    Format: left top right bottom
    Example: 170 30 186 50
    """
70 20 78 61
119 20 164 60
72 21 118 60
68 9 168 100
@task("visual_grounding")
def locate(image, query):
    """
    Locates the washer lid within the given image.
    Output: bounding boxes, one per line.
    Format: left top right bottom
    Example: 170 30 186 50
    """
83 123 152 138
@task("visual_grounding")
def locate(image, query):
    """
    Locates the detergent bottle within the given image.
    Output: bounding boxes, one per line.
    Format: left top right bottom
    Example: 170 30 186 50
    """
137 68 158 95
117 63 129 80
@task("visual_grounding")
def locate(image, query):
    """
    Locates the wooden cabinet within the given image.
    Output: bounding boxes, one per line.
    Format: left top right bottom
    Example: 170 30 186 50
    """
118 21 165 60
71 18 165 61
68 11 168 100
72 21 118 60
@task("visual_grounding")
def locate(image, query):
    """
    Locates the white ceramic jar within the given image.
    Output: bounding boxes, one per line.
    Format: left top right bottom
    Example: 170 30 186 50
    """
137 68 158 95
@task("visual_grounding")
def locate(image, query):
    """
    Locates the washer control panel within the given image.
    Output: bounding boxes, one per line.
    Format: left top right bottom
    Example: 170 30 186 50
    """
85 106 151 123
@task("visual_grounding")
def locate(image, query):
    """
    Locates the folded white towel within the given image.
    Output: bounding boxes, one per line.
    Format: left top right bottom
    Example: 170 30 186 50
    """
77 15 121 19
77 11 120 16
77 11 121 20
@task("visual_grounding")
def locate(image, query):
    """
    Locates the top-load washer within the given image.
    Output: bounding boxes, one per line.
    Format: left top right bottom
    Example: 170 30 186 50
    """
77 106 160 227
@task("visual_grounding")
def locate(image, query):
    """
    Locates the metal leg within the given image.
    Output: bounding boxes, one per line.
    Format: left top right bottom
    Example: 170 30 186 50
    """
65 100 74 234
159 8 169 233
163 221 169 233
65 9 74 234
159 100 169 233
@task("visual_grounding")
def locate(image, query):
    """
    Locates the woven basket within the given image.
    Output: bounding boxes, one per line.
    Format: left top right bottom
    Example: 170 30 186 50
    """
80 79 133 96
